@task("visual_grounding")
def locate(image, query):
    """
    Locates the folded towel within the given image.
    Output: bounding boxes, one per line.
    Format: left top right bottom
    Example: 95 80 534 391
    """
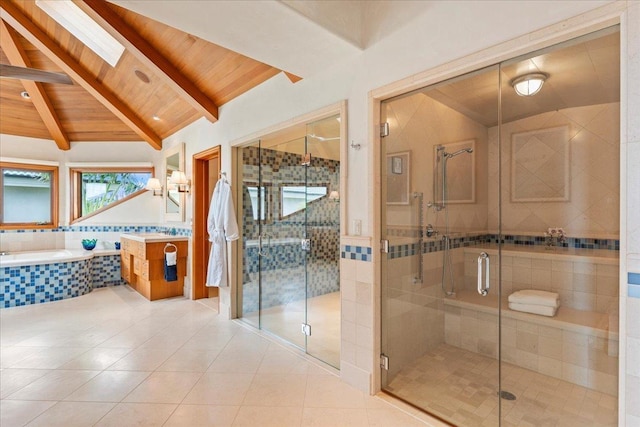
509 302 557 317
165 251 177 267
164 261 178 282
508 290 559 308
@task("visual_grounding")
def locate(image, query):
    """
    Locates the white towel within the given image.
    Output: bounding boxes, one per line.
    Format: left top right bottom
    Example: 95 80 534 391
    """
508 290 559 308
509 302 558 317
165 251 177 266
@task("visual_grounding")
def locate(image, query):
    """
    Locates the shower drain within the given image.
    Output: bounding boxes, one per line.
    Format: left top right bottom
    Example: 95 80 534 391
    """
498 390 517 401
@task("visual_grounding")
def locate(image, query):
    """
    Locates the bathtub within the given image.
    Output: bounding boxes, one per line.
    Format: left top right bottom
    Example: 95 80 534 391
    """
1 249 95 308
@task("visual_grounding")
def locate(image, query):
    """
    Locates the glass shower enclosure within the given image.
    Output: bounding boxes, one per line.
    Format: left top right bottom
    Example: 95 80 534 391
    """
236 115 341 368
380 27 620 426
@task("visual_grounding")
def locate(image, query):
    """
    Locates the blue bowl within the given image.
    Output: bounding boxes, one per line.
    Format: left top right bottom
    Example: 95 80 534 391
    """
82 239 97 250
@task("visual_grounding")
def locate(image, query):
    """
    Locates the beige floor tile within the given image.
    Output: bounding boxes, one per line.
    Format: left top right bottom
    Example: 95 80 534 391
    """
124 371 203 403
97 330 156 349
301 407 369 427
304 374 366 408
0 346 42 368
14 330 79 347
207 350 264 374
257 345 310 374
366 407 431 427
59 347 131 370
138 331 193 351
64 370 151 402
163 404 239 427
157 347 221 372
6 369 100 401
242 373 307 407
232 406 303 427
105 347 176 371
94 402 177 427
9 346 90 369
0 400 56 427
25 401 116 426
0 369 51 399
183 372 254 405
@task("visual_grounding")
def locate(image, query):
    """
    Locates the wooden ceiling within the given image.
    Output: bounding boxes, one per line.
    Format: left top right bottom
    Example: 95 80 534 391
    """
0 0 295 150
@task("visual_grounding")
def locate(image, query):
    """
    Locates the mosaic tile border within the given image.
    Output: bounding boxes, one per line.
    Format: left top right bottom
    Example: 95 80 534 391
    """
0 225 192 237
629 272 640 298
490 234 619 251
387 233 620 260
341 245 372 262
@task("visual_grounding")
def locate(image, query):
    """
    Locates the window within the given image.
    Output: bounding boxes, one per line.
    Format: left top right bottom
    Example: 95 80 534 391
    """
70 167 153 222
281 185 327 218
1 162 58 229
247 185 269 221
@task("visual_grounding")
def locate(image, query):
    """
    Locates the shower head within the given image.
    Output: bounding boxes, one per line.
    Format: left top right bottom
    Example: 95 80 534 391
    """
443 147 473 159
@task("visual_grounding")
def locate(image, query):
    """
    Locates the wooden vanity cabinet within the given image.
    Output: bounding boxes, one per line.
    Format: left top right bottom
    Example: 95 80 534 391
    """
120 236 188 301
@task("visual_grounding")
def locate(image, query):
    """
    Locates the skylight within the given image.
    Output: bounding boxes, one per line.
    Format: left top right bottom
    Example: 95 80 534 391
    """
36 0 125 67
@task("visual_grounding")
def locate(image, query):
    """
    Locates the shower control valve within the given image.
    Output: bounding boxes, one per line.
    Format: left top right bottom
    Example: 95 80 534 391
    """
426 224 437 238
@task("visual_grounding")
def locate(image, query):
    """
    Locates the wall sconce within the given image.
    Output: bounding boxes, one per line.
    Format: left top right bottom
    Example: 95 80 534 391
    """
145 178 163 196
329 190 340 202
170 171 191 193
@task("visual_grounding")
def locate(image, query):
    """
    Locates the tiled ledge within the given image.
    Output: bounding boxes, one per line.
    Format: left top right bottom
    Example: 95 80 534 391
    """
0 225 192 236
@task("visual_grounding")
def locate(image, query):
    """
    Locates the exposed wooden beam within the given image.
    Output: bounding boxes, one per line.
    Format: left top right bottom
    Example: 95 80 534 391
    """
0 20 70 150
0 0 162 150
284 71 303 84
78 0 219 123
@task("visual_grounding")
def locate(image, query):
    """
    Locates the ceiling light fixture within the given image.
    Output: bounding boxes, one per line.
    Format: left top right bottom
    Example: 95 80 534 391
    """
20 91 31 100
510 72 548 97
152 115 160 121
35 0 125 67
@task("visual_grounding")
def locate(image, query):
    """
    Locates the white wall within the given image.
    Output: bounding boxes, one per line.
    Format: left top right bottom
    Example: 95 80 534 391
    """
0 135 163 226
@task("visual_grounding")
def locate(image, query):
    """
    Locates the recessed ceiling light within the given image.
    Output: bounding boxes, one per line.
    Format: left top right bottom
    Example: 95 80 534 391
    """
36 0 125 67
20 91 31 99
134 69 151 84
152 115 160 121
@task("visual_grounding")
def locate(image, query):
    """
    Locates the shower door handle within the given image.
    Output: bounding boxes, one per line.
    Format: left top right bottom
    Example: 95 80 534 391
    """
258 233 271 257
477 252 490 296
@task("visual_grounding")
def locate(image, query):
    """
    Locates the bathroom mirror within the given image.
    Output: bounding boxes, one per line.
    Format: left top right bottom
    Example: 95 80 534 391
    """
164 142 185 222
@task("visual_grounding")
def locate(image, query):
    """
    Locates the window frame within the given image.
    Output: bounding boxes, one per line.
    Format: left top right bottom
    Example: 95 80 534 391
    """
69 166 154 224
0 161 59 230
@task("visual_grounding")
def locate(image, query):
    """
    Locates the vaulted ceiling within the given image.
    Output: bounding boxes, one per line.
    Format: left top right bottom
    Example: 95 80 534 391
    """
0 0 299 150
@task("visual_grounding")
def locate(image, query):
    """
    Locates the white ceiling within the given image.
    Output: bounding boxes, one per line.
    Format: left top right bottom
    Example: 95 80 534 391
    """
423 28 620 126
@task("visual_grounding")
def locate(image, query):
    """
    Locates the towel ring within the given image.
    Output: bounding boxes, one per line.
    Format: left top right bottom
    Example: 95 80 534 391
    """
164 243 177 254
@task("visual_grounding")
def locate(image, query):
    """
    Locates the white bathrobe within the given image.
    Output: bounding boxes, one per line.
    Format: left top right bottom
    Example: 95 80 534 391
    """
206 178 239 287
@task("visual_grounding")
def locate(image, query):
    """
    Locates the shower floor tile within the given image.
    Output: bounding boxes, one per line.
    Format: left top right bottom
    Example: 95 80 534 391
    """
384 344 617 427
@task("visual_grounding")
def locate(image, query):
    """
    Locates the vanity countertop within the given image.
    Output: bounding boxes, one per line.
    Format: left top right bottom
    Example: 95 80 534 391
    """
120 233 189 243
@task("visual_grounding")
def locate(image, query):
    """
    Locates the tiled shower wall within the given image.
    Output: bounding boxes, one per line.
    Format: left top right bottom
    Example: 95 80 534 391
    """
488 102 620 236
382 93 489 234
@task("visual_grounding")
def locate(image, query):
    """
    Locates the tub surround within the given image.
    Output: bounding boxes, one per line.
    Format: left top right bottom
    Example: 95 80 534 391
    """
0 249 124 308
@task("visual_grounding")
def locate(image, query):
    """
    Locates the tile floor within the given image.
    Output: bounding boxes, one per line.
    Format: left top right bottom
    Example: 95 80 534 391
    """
1 286 435 427
385 344 618 427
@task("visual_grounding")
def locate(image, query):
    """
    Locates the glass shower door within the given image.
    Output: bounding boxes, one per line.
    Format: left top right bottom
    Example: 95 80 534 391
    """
238 140 262 328
380 66 501 426
258 137 308 349
305 116 341 368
